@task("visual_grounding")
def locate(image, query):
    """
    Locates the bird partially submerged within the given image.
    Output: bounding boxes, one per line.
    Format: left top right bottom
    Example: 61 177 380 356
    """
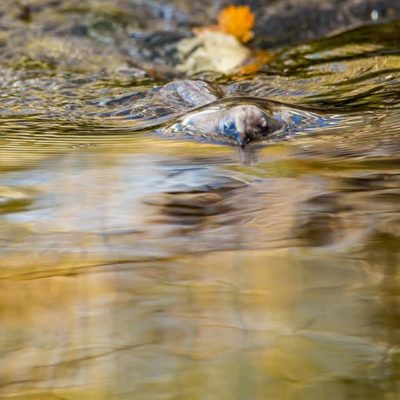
165 101 282 147
218 105 282 146
157 79 283 146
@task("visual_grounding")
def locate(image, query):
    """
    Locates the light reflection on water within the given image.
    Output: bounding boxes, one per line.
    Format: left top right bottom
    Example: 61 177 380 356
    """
0 2 400 398
0 139 399 399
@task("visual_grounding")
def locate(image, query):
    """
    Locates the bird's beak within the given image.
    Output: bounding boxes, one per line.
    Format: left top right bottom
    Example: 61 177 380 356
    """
237 134 252 148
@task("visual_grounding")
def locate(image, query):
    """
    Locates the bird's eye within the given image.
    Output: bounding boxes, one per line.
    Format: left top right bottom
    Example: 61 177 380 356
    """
224 120 234 130
220 119 237 135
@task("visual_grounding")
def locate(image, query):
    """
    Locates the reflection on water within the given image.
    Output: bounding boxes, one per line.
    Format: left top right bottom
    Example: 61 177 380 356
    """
1 143 399 399
0 2 400 399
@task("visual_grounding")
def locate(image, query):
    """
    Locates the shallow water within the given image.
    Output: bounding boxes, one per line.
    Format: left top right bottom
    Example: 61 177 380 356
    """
0 3 400 400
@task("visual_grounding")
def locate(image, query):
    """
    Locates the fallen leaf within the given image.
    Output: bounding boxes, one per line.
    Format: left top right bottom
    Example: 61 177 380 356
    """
218 5 255 43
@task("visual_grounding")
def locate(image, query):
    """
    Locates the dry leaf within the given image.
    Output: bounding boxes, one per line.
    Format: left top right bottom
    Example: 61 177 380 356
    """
218 5 255 43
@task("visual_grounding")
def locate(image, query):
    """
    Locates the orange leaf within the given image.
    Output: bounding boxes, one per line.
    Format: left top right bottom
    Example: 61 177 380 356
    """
218 5 255 43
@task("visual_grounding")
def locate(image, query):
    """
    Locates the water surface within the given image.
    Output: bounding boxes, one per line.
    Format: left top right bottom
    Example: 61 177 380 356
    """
0 3 400 399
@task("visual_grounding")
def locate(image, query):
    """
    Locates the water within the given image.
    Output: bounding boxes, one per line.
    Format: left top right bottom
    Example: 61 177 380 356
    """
0 2 400 399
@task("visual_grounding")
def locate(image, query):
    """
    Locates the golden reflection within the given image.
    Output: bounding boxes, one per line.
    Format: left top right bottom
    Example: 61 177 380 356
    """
0 142 398 399
0 249 397 399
